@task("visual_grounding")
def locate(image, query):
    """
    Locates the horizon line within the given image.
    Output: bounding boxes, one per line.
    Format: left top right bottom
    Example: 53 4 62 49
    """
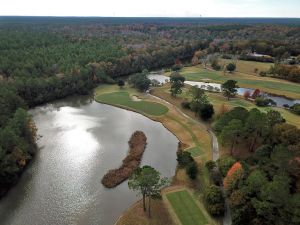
1 15 300 19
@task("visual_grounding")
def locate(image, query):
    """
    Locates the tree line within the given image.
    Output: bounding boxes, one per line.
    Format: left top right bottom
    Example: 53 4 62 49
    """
204 107 300 224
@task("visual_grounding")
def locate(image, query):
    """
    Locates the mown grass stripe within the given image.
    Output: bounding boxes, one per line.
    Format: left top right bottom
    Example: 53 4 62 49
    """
166 190 208 225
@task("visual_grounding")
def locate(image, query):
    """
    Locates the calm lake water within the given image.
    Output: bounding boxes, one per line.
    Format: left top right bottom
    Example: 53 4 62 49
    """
148 74 300 107
0 95 178 225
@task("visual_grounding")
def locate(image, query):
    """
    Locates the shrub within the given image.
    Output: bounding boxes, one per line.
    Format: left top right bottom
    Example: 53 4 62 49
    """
217 156 236 177
226 63 236 73
176 151 193 167
210 170 222 186
186 161 198 180
205 160 217 171
204 185 225 216
181 101 191 109
128 73 151 92
255 97 276 107
268 64 300 83
200 104 214 121
117 79 125 88
212 62 221 71
171 64 182 71
259 71 267 77
283 104 290 108
177 149 198 180
290 103 300 115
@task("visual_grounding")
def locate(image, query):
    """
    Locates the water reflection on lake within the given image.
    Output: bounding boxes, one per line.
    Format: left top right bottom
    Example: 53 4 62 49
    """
0 95 178 225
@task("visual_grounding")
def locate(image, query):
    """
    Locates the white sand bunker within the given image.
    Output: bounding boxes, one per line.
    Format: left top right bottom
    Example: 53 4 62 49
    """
131 95 142 101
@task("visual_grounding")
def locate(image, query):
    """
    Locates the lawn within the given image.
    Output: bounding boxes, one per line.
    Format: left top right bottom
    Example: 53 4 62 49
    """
220 59 272 76
166 190 209 225
187 146 202 158
96 91 168 116
179 65 300 99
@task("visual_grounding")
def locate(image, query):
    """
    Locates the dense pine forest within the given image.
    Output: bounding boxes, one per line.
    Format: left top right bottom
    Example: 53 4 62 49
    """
0 16 300 207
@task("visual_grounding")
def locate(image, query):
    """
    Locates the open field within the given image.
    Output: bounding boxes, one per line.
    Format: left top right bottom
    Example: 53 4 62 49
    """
176 65 300 99
165 189 215 225
220 59 273 76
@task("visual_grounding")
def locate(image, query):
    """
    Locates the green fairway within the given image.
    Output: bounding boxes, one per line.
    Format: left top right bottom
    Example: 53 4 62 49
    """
166 190 208 225
96 91 168 116
180 66 300 99
187 147 202 158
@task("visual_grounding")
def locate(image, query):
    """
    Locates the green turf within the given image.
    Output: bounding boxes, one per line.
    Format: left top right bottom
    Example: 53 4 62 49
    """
181 68 300 98
166 114 204 155
166 190 208 225
187 147 202 157
96 91 168 116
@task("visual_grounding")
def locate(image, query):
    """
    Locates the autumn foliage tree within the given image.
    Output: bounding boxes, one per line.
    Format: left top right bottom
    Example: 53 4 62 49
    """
251 89 261 99
243 90 251 99
223 162 244 193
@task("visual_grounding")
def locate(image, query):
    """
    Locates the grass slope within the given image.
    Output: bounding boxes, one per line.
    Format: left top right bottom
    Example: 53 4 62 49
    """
166 190 208 225
96 91 168 116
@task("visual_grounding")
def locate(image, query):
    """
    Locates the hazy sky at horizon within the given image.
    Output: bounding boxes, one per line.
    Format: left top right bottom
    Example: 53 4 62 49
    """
1 0 300 17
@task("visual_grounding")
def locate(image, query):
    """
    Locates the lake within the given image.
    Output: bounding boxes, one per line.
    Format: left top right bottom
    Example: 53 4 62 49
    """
0 95 178 225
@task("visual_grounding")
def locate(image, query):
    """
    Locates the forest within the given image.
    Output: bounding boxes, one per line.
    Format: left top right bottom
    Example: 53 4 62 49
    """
208 107 300 225
0 17 300 201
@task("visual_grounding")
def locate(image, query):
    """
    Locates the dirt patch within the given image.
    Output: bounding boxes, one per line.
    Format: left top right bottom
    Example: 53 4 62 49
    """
131 95 141 101
115 199 174 225
102 131 147 188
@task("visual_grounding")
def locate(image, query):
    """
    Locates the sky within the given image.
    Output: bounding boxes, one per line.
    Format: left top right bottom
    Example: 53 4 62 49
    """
0 0 300 17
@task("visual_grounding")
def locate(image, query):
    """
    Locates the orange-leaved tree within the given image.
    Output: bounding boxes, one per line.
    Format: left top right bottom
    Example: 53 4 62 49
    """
223 162 244 192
